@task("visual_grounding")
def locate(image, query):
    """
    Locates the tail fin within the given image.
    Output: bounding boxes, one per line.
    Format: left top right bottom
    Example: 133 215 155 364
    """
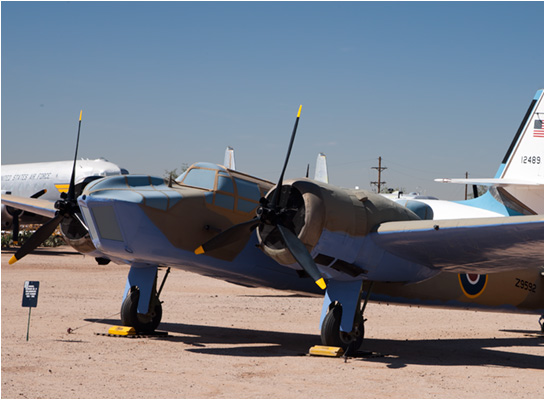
495 89 543 182
435 89 544 214
224 146 236 170
314 153 329 183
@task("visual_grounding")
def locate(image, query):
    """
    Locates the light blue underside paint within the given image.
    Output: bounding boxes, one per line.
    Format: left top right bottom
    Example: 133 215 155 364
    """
87 175 183 211
320 280 363 333
123 264 158 314
80 193 323 295
312 229 365 267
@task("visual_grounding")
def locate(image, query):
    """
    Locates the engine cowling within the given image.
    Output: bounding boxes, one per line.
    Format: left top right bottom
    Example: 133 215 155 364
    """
1 204 15 230
256 178 420 267
59 214 96 254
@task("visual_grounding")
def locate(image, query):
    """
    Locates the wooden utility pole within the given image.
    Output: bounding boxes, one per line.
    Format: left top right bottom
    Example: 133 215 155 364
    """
371 156 387 193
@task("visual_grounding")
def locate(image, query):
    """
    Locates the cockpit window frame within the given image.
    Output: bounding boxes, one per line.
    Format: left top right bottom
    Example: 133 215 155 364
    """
177 163 273 214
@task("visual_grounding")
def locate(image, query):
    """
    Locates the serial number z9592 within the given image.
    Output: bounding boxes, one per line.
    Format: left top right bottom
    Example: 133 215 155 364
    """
515 278 537 293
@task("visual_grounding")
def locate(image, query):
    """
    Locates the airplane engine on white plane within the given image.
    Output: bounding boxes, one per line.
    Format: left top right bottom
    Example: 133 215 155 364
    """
256 178 420 269
1 204 20 230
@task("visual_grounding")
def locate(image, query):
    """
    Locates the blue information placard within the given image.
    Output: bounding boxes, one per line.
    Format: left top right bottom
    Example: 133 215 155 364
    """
22 281 39 308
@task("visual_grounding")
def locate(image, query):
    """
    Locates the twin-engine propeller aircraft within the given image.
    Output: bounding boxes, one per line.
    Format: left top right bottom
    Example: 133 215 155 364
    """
4 94 543 351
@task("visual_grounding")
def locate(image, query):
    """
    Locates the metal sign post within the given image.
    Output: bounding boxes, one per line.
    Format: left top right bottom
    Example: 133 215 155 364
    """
22 281 39 341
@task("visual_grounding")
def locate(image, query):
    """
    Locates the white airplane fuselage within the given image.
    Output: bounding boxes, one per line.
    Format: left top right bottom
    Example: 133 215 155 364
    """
1 158 126 230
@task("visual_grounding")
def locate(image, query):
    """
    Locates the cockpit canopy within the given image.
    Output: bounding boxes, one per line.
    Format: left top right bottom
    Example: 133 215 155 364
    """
176 162 272 213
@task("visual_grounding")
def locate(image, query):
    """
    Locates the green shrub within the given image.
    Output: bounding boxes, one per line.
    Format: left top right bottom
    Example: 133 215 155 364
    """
1 229 65 248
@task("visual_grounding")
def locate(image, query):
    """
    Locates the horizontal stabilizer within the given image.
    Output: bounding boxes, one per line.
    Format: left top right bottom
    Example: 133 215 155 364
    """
434 178 542 186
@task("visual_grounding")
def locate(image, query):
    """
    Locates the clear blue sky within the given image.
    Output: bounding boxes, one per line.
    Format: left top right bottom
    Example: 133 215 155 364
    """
2 1 543 199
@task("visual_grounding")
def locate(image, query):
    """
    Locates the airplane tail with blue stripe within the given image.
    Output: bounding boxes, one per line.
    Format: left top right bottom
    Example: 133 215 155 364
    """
436 89 544 214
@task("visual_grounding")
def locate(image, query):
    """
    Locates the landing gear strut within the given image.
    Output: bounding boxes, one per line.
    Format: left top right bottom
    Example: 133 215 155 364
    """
120 267 170 333
320 281 373 351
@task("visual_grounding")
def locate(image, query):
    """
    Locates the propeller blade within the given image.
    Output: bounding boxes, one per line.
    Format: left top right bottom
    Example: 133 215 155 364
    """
276 224 326 290
30 189 47 199
9 112 86 264
67 110 83 201
195 218 259 255
271 105 302 208
9 213 64 265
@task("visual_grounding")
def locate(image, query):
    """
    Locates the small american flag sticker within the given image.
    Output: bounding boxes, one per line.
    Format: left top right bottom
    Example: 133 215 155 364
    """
534 119 544 138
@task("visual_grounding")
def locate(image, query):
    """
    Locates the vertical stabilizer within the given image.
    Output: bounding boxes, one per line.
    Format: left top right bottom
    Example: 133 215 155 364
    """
224 146 236 170
314 153 329 183
435 90 544 214
495 89 543 182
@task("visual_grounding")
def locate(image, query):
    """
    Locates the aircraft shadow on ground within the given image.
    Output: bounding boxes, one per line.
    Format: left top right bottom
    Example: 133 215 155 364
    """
358 335 543 370
86 318 543 368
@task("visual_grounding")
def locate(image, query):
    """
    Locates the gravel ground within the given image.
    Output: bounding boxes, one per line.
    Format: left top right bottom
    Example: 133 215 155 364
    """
2 246 543 398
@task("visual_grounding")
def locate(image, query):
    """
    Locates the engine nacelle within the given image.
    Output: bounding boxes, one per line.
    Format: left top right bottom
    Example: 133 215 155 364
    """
1 204 25 231
1 204 15 230
256 178 420 267
59 214 97 254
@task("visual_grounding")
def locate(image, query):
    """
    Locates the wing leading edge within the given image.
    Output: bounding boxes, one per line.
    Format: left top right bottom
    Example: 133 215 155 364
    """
1 195 57 218
372 215 543 274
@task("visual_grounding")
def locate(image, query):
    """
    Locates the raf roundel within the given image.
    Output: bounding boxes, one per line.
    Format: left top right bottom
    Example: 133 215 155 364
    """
458 274 488 298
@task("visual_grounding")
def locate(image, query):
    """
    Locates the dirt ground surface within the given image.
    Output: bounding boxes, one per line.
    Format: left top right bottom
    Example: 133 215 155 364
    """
1 246 543 399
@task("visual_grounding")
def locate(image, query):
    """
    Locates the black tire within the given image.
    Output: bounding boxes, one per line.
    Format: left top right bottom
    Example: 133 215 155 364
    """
320 303 364 350
120 286 162 333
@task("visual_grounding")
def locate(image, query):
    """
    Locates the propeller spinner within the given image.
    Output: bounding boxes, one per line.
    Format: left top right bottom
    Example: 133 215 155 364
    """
195 106 326 290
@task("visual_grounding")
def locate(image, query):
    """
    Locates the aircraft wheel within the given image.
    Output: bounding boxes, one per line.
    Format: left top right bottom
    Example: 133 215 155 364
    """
320 303 364 350
120 286 162 333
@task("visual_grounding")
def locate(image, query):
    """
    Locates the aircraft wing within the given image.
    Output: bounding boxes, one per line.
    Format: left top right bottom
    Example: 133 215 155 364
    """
372 215 543 274
1 195 57 218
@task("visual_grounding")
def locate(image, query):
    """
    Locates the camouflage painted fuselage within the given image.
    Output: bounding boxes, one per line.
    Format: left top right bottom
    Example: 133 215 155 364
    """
79 163 543 316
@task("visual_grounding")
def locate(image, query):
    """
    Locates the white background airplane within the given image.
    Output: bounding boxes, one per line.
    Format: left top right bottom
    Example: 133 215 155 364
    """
1 158 127 237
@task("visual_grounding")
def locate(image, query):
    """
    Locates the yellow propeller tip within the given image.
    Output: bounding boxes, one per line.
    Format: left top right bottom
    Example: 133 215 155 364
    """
297 105 302 118
194 246 205 255
79 110 83 121
315 277 326 290
8 255 18 265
